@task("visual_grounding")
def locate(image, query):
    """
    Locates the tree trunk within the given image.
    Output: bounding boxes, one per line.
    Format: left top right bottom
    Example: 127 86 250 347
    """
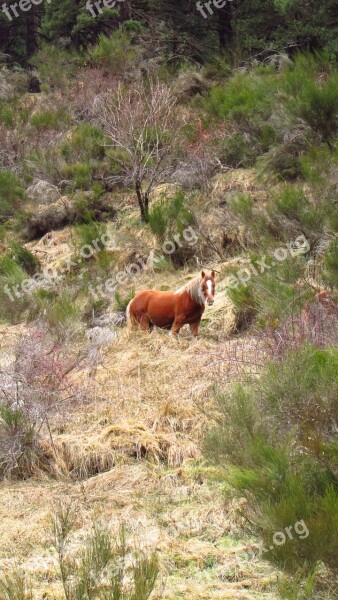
144 191 149 223
218 3 233 49
136 180 148 222
120 0 132 21
0 18 10 55
25 6 40 57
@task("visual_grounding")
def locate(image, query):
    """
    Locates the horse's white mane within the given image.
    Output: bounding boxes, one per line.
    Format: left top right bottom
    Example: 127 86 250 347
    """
175 275 205 305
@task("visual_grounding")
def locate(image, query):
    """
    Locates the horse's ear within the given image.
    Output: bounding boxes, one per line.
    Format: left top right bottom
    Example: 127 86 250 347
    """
201 271 205 278
211 270 215 278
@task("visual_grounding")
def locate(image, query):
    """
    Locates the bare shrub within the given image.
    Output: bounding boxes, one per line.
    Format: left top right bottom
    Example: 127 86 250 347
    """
263 296 338 358
0 326 77 479
93 80 181 222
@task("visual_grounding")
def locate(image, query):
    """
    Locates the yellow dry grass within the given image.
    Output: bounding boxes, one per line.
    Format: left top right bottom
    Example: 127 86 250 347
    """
0 178 282 598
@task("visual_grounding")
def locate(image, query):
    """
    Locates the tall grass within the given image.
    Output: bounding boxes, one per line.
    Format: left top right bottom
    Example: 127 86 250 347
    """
51 504 160 600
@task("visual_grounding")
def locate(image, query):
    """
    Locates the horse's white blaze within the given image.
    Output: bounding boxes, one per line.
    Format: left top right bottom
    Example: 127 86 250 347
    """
207 280 213 297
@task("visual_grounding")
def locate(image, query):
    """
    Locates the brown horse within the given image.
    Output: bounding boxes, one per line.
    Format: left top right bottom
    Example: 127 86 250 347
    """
126 271 216 336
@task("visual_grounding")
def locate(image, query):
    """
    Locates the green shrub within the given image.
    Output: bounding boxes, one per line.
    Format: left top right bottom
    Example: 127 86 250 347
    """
90 30 136 74
259 135 308 181
30 110 70 130
148 190 194 239
114 288 135 312
148 201 168 237
227 283 258 329
0 255 31 323
60 124 106 163
51 506 159 600
228 193 254 222
8 243 40 276
284 53 338 145
299 143 338 185
30 290 83 342
227 253 309 329
204 345 338 576
30 44 84 90
63 162 93 190
204 67 278 124
0 101 14 126
72 191 116 223
73 220 107 254
323 238 338 288
0 170 25 221
270 186 320 232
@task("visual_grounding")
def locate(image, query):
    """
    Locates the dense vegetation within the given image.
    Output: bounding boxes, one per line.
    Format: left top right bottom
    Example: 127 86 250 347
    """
0 1 337 598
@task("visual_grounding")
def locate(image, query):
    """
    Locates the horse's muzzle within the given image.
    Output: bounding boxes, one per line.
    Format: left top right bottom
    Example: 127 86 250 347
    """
207 300 214 306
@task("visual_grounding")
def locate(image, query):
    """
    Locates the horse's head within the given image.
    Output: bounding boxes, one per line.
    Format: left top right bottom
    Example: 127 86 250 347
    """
201 271 216 306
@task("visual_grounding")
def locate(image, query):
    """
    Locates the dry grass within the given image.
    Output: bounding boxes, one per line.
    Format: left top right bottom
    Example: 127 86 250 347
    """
0 313 281 598
0 193 282 598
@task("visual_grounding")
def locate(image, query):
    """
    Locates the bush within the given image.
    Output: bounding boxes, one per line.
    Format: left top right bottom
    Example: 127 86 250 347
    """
114 288 135 312
60 124 106 163
30 109 71 130
73 219 108 254
148 190 194 239
284 53 338 146
299 143 338 185
30 290 83 342
204 344 338 577
8 243 40 276
205 67 278 125
0 101 14 126
30 44 84 90
89 30 136 74
227 283 258 330
51 505 159 600
270 186 321 237
0 327 74 479
227 252 308 329
0 170 25 221
0 255 32 323
228 193 254 222
63 162 93 190
323 238 338 288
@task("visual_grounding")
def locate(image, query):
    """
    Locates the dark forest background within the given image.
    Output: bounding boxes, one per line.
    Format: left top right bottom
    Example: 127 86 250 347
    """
1 0 337 65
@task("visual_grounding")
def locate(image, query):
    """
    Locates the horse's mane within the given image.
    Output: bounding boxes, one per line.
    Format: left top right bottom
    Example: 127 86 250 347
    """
175 275 204 305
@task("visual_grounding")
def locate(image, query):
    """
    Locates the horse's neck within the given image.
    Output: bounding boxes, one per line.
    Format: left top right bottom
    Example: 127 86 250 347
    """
181 288 205 308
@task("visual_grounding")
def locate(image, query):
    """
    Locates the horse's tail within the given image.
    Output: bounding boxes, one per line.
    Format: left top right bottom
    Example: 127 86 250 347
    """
126 300 134 329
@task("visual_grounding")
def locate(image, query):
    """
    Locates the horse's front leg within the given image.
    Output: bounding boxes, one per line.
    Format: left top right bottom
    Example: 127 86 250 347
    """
171 319 184 335
190 320 200 337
